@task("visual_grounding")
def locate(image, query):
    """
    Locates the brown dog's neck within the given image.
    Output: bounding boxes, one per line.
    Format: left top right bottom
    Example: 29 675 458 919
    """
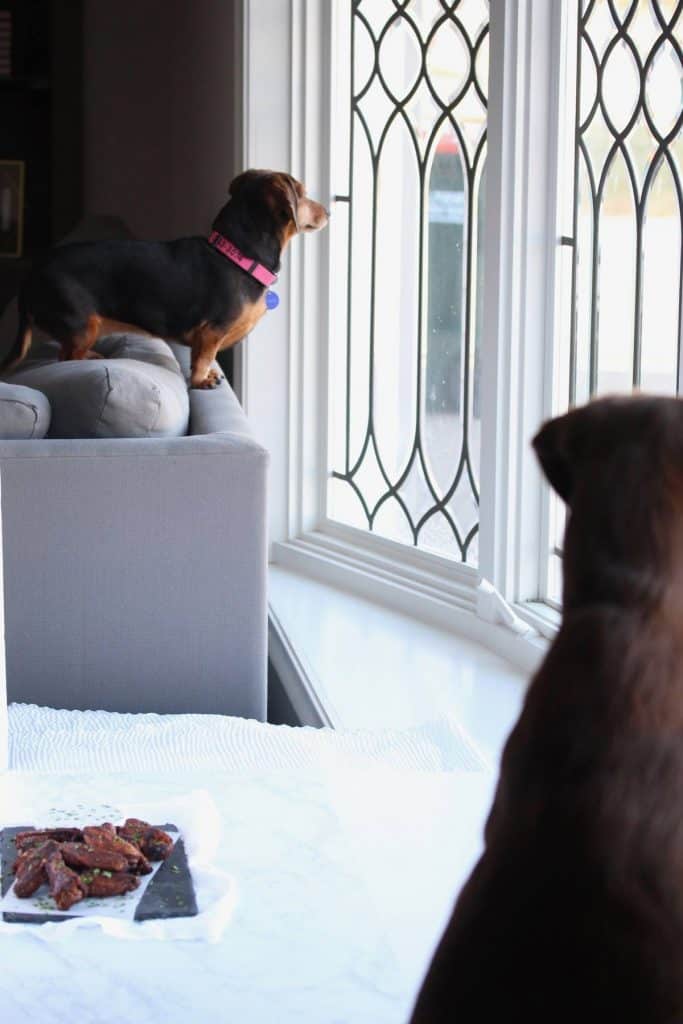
562 552 683 617
561 468 683 619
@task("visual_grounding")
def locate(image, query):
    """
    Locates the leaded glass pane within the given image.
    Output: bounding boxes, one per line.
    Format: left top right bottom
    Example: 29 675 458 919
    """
547 0 683 604
328 0 489 565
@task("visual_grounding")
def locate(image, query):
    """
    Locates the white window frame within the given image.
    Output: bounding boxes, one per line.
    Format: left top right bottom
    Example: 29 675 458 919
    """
238 0 572 663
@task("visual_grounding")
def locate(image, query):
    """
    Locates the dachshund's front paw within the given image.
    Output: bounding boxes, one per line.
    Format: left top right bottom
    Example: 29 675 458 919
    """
59 348 104 362
192 369 224 390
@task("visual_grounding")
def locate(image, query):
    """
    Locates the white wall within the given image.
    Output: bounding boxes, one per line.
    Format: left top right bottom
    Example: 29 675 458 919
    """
82 0 242 240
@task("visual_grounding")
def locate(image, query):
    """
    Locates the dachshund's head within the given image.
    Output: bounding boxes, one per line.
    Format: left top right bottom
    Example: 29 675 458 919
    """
533 395 683 610
219 169 329 247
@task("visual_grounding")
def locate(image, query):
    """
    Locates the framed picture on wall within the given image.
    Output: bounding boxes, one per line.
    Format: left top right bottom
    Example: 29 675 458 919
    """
0 160 25 258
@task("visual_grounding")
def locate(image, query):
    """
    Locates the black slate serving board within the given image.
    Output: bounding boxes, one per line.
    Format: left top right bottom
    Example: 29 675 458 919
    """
1 824 198 924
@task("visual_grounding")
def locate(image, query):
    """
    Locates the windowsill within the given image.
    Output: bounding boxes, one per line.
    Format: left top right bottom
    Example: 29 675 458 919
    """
514 600 562 639
269 565 533 766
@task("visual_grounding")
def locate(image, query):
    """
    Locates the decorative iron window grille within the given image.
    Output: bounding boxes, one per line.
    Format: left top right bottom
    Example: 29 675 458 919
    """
328 0 489 566
548 0 683 601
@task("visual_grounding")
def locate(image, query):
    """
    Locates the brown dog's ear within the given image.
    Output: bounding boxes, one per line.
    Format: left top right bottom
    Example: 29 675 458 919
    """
532 413 575 504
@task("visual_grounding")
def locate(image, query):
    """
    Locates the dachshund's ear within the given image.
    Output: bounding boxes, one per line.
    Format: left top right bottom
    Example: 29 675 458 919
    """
268 174 299 229
532 412 575 504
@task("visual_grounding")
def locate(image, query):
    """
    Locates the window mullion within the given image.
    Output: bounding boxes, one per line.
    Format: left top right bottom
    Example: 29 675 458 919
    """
479 0 567 606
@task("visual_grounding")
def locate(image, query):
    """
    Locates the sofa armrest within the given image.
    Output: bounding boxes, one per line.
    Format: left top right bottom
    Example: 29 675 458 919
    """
0 431 269 718
165 340 251 439
188 377 259 439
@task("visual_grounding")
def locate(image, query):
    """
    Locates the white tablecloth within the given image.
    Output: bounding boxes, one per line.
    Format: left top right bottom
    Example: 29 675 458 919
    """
2 705 496 1024
8 702 492 773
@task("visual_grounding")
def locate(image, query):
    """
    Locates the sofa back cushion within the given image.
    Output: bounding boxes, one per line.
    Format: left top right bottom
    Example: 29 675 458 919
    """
0 382 51 439
5 334 189 439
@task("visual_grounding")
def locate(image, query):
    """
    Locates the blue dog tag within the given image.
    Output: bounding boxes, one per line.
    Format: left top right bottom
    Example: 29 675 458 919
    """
266 290 280 310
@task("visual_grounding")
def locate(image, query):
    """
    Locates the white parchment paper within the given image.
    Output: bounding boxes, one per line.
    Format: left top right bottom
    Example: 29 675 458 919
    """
0 788 236 942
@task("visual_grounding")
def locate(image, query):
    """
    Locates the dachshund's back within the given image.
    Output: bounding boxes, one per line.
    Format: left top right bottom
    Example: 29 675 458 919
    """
21 237 247 342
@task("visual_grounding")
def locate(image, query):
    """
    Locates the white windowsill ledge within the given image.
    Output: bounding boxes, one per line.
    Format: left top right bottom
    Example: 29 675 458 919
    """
269 565 539 766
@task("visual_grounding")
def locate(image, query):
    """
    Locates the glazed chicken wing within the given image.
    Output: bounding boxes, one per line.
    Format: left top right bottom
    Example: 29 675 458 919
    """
83 825 153 875
80 870 140 898
117 819 174 860
14 828 83 852
13 840 60 897
45 850 86 911
60 842 128 873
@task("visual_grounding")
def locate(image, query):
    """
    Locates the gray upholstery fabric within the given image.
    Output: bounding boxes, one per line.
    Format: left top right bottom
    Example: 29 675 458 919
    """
5 335 189 439
0 382 51 439
0 327 269 719
0 424 269 719
167 342 251 437
96 333 184 372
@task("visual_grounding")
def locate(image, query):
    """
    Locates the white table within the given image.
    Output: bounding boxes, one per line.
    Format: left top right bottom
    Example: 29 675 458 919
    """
1 708 497 1024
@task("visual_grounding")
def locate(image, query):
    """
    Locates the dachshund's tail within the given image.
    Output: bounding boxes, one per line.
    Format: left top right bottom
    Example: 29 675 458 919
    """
1 295 32 373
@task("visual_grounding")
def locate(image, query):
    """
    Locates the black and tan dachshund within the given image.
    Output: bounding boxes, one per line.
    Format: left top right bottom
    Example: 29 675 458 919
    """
3 170 328 388
411 395 683 1024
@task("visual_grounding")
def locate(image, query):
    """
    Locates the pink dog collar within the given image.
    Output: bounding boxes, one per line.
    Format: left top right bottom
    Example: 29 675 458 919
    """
208 231 278 287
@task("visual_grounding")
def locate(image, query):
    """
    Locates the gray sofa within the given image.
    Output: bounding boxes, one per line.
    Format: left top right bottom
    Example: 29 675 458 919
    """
0 337 269 719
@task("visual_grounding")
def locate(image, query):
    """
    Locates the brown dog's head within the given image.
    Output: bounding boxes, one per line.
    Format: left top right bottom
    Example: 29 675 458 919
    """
216 169 329 247
533 395 683 610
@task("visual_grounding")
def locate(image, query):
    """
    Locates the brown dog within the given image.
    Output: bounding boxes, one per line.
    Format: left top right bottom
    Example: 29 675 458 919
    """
3 170 329 388
411 395 683 1023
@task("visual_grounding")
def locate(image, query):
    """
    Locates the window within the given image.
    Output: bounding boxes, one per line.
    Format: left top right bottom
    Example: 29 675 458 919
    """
328 0 489 566
241 0 682 649
545 0 683 604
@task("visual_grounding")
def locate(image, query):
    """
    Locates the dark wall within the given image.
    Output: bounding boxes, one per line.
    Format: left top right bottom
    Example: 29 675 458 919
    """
0 0 242 366
0 0 52 255
82 0 241 240
0 0 81 313
51 1 84 241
